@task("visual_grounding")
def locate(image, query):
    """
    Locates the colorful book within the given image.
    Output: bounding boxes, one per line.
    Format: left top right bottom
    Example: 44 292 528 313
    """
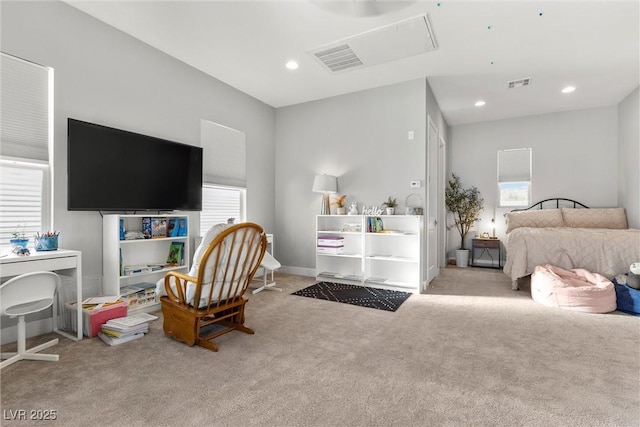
142 217 152 239
152 218 167 238
166 241 184 265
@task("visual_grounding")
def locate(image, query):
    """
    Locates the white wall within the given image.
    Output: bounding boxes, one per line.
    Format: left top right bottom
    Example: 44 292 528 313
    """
1 1 276 279
448 106 619 256
617 87 640 229
275 80 428 273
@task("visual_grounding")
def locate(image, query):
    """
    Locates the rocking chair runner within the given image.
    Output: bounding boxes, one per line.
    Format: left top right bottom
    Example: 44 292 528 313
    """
160 222 267 352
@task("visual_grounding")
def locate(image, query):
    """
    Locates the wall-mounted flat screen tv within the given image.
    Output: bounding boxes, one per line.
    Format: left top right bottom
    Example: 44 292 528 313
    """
68 118 202 211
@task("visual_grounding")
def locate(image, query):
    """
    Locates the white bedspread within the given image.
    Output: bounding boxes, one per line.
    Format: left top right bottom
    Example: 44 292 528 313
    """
504 227 640 289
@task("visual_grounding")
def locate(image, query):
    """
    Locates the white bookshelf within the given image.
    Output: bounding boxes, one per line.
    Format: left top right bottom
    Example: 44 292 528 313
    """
316 215 424 293
103 214 190 313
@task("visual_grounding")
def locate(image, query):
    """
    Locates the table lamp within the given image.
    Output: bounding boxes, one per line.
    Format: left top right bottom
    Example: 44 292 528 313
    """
312 174 337 215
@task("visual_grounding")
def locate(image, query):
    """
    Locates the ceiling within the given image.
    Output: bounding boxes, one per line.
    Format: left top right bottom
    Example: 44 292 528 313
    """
64 0 639 125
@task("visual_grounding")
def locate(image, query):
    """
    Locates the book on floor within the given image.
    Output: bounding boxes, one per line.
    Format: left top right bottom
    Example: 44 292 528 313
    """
98 331 145 346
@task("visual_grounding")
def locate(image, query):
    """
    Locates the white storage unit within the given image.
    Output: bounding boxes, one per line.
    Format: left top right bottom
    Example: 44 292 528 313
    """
316 215 424 293
103 214 190 313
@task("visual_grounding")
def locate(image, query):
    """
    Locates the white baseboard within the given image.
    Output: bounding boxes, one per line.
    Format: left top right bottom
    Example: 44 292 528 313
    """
279 266 315 277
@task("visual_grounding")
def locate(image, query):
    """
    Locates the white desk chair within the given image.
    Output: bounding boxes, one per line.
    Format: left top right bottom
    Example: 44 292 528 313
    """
1 271 60 369
251 251 282 294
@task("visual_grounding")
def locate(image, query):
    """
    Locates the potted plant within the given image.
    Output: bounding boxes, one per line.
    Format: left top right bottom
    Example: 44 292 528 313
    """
382 197 398 215
445 174 484 267
332 195 347 215
10 225 29 249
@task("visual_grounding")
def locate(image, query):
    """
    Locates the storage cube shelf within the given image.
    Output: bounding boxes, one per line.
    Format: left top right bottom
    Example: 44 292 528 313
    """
103 214 190 313
316 215 424 293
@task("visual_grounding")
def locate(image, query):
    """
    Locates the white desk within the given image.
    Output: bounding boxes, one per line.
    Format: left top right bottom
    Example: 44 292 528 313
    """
1 249 83 341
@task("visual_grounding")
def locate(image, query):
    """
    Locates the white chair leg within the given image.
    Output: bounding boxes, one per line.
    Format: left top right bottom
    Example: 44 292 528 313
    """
26 338 59 354
0 355 23 369
22 353 59 362
251 268 282 294
0 318 59 369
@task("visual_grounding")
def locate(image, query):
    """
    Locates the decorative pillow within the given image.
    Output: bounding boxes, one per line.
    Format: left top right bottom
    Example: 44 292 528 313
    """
561 208 628 229
505 209 564 233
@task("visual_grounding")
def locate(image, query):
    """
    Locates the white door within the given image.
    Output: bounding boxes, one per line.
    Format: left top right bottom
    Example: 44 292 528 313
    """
427 116 439 284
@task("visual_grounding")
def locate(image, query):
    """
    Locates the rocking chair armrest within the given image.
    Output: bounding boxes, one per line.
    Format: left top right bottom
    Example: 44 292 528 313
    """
164 271 198 304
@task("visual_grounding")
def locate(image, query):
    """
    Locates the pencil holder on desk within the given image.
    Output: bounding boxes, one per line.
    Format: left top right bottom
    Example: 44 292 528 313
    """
35 236 58 251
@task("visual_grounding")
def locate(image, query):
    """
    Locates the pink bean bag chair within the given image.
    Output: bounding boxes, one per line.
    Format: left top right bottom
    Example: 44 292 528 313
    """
531 265 616 313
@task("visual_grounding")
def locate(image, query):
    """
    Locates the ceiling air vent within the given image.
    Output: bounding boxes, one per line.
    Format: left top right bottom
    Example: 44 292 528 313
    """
313 44 363 73
309 14 437 73
508 78 532 89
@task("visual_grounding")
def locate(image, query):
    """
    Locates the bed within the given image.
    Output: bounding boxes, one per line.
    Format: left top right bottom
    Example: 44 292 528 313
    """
503 198 640 290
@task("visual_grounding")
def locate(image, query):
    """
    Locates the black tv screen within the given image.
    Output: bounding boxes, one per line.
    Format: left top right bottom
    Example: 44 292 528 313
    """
67 118 202 211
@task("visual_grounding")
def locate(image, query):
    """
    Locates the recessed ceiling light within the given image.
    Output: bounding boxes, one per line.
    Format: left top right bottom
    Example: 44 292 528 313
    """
561 86 576 94
285 60 299 70
475 100 486 107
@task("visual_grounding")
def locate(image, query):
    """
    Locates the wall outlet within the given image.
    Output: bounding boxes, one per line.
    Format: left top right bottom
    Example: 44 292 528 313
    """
408 131 414 140
410 180 421 188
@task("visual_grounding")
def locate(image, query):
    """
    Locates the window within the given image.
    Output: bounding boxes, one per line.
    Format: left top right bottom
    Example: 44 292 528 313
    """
0 160 48 247
200 185 246 236
199 120 247 236
0 52 53 247
497 148 532 207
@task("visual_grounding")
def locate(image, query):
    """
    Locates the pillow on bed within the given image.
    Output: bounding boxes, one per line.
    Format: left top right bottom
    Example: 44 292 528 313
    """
505 209 564 233
561 208 628 229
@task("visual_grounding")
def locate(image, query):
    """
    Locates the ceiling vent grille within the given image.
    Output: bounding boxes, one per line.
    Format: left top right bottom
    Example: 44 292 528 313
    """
309 14 437 73
508 78 532 89
313 44 363 72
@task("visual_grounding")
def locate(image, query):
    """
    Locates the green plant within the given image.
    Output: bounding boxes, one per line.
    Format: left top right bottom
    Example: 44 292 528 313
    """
445 173 484 250
382 197 398 208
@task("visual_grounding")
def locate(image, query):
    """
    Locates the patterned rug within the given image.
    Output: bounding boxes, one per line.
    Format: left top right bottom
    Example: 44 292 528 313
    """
292 281 411 312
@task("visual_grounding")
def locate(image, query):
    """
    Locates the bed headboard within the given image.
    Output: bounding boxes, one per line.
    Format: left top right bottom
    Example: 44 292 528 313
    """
512 198 589 212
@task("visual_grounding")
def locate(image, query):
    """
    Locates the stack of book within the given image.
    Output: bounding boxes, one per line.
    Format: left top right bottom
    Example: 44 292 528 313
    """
98 312 158 346
317 236 344 254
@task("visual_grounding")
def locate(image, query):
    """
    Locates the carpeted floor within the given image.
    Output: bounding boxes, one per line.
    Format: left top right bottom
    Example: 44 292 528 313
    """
1 268 638 426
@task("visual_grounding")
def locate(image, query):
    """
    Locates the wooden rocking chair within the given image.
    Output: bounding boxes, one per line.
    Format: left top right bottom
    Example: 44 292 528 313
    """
160 222 266 352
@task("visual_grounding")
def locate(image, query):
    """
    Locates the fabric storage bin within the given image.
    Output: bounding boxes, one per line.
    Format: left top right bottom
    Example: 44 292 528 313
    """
66 300 128 337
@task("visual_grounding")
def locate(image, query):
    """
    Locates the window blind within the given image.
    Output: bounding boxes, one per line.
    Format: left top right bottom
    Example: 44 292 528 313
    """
498 148 531 182
0 52 52 161
200 186 244 236
200 120 246 187
0 164 44 247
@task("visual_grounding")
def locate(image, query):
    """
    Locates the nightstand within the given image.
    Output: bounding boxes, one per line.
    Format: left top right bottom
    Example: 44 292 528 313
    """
471 238 501 269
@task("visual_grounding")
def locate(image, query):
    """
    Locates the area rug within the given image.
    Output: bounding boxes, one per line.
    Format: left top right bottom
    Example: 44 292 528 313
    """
292 282 411 312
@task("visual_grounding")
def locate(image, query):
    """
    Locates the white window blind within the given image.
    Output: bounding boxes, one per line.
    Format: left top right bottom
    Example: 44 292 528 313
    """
0 52 52 161
497 148 532 207
200 120 246 187
200 185 245 236
0 52 52 244
0 162 45 247
498 148 531 182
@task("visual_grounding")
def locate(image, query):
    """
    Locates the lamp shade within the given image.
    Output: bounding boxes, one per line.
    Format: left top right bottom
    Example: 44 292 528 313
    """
312 174 337 193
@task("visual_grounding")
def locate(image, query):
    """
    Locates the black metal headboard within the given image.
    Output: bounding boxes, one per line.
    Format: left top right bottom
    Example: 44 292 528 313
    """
512 198 589 212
